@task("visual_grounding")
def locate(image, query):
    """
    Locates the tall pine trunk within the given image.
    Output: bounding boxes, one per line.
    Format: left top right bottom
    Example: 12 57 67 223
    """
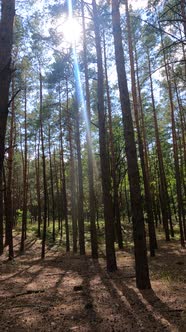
35 134 42 238
6 76 16 259
66 80 77 253
0 171 3 255
81 0 98 259
103 32 123 250
48 126 56 242
126 1 157 256
111 0 151 289
159 30 185 246
147 49 170 242
75 99 85 255
0 0 15 182
59 91 70 251
40 72 48 259
0 1 15 258
20 87 28 253
92 0 117 272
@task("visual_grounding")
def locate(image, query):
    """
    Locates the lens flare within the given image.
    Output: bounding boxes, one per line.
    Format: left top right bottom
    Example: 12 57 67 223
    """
62 18 81 44
67 0 92 137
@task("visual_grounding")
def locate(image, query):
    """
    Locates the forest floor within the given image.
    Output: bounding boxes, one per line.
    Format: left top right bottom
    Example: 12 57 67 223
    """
0 233 185 332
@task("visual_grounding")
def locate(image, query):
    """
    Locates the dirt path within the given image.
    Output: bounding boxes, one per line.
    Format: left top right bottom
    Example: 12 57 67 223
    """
0 236 185 331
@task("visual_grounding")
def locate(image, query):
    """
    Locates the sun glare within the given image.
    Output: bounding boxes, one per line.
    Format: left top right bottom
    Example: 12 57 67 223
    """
61 18 81 45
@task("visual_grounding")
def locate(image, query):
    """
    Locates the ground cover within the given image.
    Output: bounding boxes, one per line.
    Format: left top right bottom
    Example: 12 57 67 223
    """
0 233 185 331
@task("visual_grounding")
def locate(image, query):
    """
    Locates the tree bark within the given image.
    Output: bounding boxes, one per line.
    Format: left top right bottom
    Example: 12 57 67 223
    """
126 0 157 256
59 90 70 251
40 72 48 259
103 32 123 250
66 79 77 253
48 126 56 242
6 76 16 259
0 171 3 255
35 134 42 238
180 0 186 37
81 0 98 259
75 98 85 255
158 29 185 246
92 0 117 272
0 0 15 181
20 87 28 253
111 0 151 289
147 49 170 242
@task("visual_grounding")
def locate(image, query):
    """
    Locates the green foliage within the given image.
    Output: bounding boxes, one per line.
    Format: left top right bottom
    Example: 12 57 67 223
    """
2 0 185 261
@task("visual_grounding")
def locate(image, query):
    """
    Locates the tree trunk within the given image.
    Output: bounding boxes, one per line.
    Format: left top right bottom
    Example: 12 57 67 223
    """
48 126 56 242
66 79 77 253
40 72 48 259
59 91 70 251
136 65 159 247
53 148 62 239
20 87 28 253
75 99 85 255
126 0 157 256
0 171 3 255
180 0 186 37
103 32 123 250
111 0 151 289
0 0 15 181
81 0 98 259
6 75 16 259
0 1 15 258
147 49 170 242
92 0 117 272
35 134 42 238
159 32 185 246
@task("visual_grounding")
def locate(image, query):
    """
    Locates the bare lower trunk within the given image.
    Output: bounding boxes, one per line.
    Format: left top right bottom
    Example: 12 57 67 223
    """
35 136 41 238
0 172 3 255
48 127 56 242
75 99 85 255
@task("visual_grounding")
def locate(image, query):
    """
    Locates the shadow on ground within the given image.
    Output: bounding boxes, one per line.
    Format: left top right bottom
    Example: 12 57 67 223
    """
0 237 185 331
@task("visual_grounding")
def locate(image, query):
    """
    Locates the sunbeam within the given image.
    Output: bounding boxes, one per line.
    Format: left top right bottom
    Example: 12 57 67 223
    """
67 0 97 166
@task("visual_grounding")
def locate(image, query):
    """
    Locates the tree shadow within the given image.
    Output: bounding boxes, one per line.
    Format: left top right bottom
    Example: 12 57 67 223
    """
0 243 185 332
94 260 182 331
140 288 184 328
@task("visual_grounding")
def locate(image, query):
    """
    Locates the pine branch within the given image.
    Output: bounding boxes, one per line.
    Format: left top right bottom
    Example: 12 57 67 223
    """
8 89 21 107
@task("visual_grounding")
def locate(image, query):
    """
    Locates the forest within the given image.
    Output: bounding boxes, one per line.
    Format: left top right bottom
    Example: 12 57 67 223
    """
0 0 185 331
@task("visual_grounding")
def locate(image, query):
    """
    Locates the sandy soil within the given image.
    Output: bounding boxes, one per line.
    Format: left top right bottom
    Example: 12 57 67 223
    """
0 235 185 332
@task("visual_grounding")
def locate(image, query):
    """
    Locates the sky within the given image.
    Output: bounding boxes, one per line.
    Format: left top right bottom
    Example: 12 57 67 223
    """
129 0 148 10
16 0 149 14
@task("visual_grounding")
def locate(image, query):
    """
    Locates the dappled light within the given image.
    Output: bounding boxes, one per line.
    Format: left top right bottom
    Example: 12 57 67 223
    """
0 236 185 331
0 0 185 330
